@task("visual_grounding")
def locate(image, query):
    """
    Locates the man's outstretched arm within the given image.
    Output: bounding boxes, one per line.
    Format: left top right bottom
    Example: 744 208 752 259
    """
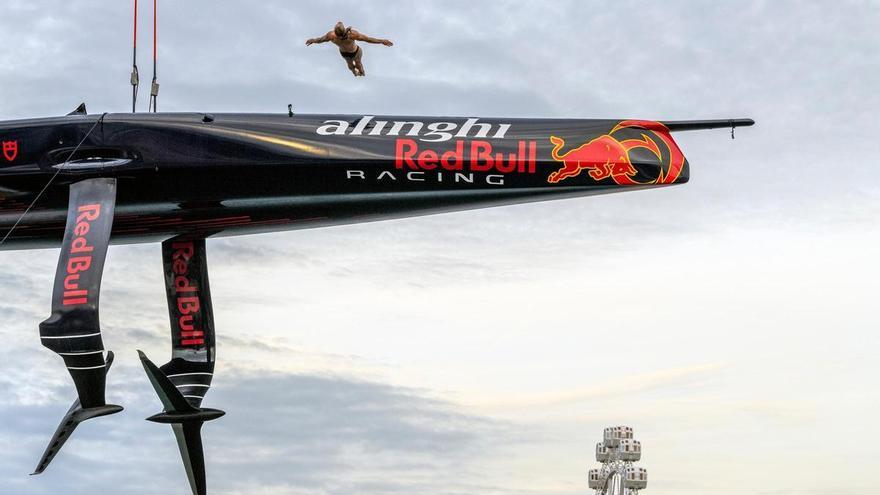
305 32 333 46
351 31 393 46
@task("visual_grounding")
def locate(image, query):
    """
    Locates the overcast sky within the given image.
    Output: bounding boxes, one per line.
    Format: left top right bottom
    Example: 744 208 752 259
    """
1 1 879 494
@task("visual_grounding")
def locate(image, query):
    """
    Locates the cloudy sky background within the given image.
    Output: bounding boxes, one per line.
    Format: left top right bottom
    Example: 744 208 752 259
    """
1 1 878 494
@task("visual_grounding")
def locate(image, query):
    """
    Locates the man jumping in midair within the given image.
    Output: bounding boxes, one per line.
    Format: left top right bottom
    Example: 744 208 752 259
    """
306 21 393 77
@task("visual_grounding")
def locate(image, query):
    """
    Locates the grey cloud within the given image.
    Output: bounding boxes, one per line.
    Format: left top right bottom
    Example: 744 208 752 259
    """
3 369 520 495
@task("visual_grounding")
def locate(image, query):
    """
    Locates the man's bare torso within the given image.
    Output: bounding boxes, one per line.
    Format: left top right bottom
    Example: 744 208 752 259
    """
327 32 359 54
305 23 393 77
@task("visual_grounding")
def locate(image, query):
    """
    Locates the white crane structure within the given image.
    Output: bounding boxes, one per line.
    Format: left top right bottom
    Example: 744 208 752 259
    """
588 426 648 495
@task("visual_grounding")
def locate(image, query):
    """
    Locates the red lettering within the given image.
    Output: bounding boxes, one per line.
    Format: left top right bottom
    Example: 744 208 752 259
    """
73 221 90 237
496 149 515 173
441 141 464 170
63 273 80 290
172 242 194 260
70 236 94 254
470 141 494 172
63 287 88 306
517 141 526 173
175 275 198 293
169 242 204 347
67 256 92 274
418 149 438 170
173 259 187 275
76 204 100 222
395 139 419 170
178 296 200 315
392 139 538 176
58 204 104 308
179 314 195 331
529 141 536 173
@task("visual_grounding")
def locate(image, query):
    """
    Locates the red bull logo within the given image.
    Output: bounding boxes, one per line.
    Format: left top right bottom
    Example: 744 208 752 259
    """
547 120 686 186
61 204 102 307
169 241 206 348
395 139 537 174
2 140 18 162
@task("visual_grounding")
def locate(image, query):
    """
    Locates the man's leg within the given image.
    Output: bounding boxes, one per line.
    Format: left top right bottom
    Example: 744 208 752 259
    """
354 49 366 76
344 56 359 76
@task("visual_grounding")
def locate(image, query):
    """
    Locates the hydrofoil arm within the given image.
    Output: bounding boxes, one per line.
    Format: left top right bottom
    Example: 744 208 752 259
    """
33 178 122 475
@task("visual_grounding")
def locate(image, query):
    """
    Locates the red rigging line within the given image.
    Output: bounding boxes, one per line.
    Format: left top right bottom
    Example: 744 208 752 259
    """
129 0 161 113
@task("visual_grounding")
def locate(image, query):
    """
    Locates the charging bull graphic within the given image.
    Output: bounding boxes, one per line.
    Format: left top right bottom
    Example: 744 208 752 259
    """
547 120 686 186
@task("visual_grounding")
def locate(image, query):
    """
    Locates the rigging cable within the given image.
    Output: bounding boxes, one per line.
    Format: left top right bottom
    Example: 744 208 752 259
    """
0 114 109 247
148 0 159 113
131 0 139 113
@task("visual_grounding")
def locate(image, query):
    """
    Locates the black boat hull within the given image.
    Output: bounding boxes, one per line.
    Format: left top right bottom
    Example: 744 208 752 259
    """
0 112 731 250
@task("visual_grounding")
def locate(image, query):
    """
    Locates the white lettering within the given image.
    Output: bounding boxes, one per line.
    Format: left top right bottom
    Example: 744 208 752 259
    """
454 173 474 184
316 120 349 136
492 124 512 140
344 170 504 186
318 116 513 143
377 171 398 181
350 116 374 136
486 174 505 185
423 122 458 143
388 121 424 137
456 118 493 139
368 121 388 135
